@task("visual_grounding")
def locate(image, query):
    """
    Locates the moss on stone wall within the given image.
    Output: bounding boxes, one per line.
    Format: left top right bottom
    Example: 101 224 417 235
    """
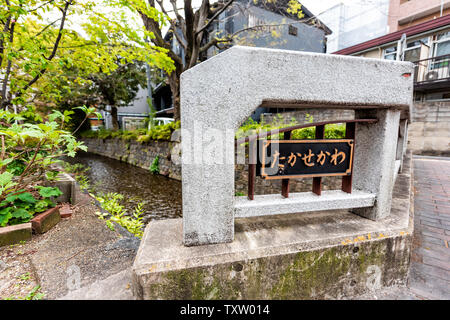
139 233 412 300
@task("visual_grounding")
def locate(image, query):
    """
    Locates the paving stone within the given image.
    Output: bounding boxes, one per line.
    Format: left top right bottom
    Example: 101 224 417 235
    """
422 256 450 270
59 205 73 219
0 223 32 247
409 157 450 299
31 207 61 234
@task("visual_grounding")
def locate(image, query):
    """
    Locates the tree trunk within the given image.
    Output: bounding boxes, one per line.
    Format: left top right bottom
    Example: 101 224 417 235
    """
111 106 119 130
168 66 182 122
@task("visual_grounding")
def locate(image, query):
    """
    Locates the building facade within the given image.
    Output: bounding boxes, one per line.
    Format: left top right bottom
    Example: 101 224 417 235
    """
153 0 331 120
334 14 450 155
319 0 390 53
388 0 450 32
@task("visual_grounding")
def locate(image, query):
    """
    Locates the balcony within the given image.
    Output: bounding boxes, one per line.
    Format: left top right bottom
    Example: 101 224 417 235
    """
414 54 450 92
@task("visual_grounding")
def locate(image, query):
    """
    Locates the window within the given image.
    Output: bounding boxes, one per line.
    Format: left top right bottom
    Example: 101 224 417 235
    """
383 37 428 62
434 31 450 57
288 25 298 36
383 46 397 60
425 91 450 101
404 37 428 62
248 14 265 28
248 13 277 33
429 31 450 75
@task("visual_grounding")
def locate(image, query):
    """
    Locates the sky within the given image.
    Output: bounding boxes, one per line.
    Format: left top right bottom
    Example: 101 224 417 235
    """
300 0 342 16
300 0 384 17
55 0 378 37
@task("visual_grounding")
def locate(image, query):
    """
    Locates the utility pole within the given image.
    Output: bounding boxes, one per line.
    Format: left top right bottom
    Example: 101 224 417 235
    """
145 63 154 107
144 37 155 114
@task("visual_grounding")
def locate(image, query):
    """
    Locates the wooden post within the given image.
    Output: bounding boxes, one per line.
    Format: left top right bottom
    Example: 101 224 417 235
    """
281 131 291 198
342 122 356 193
248 139 256 200
312 125 325 195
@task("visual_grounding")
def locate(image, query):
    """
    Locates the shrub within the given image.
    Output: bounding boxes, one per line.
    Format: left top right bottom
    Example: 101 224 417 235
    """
149 156 159 174
237 115 346 141
0 108 90 227
95 192 144 238
80 121 181 143
80 116 345 145
0 186 62 226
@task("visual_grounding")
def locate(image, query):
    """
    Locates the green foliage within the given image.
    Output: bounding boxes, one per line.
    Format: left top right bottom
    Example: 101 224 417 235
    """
324 124 346 139
0 186 61 227
3 285 45 300
25 285 45 300
61 161 90 191
61 162 89 176
95 192 144 238
17 272 31 281
45 170 60 181
0 172 17 196
137 121 180 142
149 156 159 174
60 63 151 131
0 107 92 227
80 121 181 142
0 0 174 112
35 186 63 198
75 175 90 191
236 114 346 142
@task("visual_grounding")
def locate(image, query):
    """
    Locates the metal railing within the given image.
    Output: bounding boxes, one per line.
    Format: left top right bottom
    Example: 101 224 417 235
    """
236 119 378 200
414 54 450 84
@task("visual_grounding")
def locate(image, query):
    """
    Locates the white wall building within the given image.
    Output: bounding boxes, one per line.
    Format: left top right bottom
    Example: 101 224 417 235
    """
320 0 390 53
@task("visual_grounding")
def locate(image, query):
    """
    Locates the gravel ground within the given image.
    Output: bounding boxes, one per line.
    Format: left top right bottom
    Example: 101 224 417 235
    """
2 156 448 300
0 243 42 300
0 188 139 300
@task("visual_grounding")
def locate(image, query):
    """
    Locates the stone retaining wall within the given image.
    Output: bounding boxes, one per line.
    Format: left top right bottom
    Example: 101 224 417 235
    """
83 138 343 195
261 108 355 125
82 138 182 181
408 101 450 156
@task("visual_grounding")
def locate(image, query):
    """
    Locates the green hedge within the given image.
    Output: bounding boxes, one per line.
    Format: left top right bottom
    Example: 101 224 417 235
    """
237 117 346 141
81 116 346 144
80 121 181 142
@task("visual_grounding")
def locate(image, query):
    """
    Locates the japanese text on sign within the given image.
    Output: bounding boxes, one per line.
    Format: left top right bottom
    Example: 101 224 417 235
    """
258 140 354 180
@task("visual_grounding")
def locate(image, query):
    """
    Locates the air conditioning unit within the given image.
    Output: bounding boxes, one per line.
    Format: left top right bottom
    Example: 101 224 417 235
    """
425 65 450 81
425 70 439 81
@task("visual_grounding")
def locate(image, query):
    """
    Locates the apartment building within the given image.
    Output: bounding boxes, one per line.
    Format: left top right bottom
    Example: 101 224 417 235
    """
389 0 450 32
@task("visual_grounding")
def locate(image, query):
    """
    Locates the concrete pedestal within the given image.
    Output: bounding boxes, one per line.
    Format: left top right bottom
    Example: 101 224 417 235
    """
132 153 414 299
181 46 414 246
352 109 401 220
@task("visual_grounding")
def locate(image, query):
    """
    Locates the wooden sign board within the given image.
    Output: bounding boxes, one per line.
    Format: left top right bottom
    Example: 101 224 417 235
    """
257 139 354 180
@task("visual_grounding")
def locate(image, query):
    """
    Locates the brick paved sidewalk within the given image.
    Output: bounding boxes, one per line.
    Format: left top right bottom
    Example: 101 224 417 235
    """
410 156 450 299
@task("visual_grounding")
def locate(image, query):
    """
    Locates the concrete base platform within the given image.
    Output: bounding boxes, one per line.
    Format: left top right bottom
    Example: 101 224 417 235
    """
235 190 375 218
132 153 414 299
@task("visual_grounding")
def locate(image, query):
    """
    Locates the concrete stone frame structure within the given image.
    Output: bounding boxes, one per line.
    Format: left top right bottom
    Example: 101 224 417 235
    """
181 46 414 246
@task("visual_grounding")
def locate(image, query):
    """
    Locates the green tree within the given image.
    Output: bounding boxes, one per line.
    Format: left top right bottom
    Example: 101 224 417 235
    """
0 0 174 113
112 0 307 121
60 61 148 130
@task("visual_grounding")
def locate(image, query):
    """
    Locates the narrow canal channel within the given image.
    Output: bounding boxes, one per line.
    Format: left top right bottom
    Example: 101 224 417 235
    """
64 152 182 223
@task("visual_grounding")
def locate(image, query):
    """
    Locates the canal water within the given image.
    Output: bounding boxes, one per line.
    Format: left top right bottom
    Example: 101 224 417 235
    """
64 152 182 223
